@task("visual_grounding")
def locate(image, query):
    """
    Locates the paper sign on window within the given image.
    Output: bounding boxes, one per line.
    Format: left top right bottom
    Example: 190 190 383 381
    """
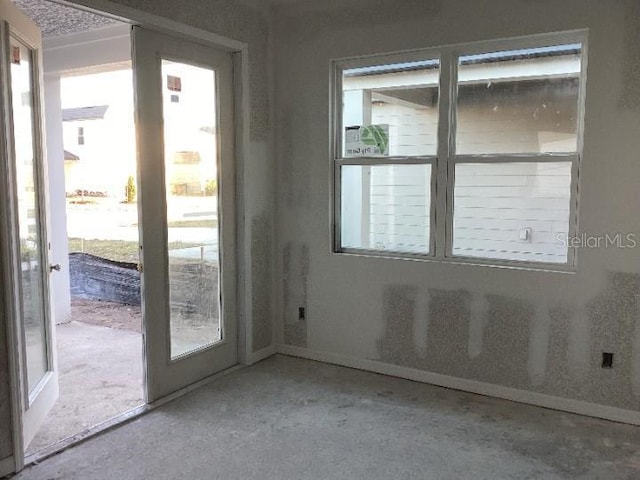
345 125 389 157
167 75 182 92
12 46 21 65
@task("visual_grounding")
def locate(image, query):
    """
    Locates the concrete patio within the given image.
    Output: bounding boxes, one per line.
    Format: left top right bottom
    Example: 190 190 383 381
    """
27 300 144 455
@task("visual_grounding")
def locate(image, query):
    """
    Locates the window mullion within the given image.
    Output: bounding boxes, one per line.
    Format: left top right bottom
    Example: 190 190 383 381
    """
434 48 455 259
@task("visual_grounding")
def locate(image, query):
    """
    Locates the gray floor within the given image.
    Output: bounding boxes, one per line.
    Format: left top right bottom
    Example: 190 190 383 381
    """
27 321 144 454
16 355 640 480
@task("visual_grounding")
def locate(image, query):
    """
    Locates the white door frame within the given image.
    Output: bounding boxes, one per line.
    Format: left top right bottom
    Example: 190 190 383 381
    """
4 0 253 474
1 1 60 473
132 26 238 401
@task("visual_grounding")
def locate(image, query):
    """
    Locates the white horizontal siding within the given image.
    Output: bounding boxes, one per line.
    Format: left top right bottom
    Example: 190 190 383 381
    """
455 207 570 223
372 103 437 156
456 186 570 197
454 217 568 233
453 162 571 263
369 165 430 253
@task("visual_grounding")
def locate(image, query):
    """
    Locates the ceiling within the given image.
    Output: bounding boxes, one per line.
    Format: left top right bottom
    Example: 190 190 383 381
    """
13 0 121 38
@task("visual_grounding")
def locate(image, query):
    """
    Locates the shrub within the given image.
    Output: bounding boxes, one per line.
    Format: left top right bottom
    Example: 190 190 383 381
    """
125 176 136 203
204 179 217 196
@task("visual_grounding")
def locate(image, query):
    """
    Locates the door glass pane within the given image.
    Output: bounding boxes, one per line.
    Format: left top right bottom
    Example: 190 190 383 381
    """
160 60 221 359
456 44 582 155
10 40 49 392
341 164 432 254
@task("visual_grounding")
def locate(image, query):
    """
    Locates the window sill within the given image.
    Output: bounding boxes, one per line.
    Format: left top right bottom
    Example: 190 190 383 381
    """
334 248 577 274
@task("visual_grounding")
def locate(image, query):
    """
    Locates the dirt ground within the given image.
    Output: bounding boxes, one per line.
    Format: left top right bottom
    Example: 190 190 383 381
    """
70 297 220 357
68 298 142 333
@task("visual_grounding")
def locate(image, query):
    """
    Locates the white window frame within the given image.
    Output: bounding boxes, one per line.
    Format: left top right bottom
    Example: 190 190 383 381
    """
332 29 588 271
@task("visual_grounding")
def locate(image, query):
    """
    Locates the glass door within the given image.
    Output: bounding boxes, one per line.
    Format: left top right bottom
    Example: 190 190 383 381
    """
132 27 237 402
0 0 58 457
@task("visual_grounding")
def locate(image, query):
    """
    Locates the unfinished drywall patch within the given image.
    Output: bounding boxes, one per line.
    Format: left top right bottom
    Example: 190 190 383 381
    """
541 303 581 399
567 305 591 384
251 215 273 352
584 272 640 409
473 295 534 390
377 285 420 367
282 242 309 347
528 303 550 386
374 288 564 391
425 289 471 378
467 294 487 359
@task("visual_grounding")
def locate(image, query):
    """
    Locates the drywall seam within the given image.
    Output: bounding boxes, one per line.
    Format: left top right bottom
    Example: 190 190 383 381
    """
277 344 640 426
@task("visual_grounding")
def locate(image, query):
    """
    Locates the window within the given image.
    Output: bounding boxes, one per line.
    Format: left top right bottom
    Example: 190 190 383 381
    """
77 126 85 145
339 55 440 255
334 32 585 267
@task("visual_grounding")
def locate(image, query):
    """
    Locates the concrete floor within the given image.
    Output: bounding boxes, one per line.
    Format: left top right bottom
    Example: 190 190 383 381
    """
15 355 640 479
26 320 144 454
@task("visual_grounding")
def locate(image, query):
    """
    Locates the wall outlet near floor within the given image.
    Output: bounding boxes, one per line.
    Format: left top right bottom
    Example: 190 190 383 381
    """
298 307 305 320
602 352 614 368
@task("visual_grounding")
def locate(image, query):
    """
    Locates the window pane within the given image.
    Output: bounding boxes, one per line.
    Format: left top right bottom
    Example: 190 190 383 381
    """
161 59 221 359
453 162 572 263
341 164 431 254
342 59 439 157
456 44 582 155
11 40 49 393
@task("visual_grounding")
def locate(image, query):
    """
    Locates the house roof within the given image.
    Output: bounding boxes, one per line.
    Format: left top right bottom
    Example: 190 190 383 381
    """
62 105 109 122
343 44 582 77
64 150 80 161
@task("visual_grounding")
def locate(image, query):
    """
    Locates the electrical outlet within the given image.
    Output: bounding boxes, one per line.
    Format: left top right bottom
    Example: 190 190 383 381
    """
519 227 532 242
298 307 305 320
602 352 614 368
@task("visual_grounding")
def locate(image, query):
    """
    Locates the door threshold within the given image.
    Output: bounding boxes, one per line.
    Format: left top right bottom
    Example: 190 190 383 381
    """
24 363 245 467
24 403 150 466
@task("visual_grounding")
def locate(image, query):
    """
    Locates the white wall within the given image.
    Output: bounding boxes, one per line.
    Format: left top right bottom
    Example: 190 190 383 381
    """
274 0 640 411
43 74 71 325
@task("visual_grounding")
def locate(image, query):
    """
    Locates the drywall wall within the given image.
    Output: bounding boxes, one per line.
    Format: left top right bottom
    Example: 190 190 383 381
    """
64 0 276 355
274 0 640 410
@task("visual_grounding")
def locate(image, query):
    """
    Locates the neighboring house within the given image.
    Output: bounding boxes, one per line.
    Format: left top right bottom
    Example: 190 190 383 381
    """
63 104 110 195
61 69 217 200
62 102 138 198
341 45 580 263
